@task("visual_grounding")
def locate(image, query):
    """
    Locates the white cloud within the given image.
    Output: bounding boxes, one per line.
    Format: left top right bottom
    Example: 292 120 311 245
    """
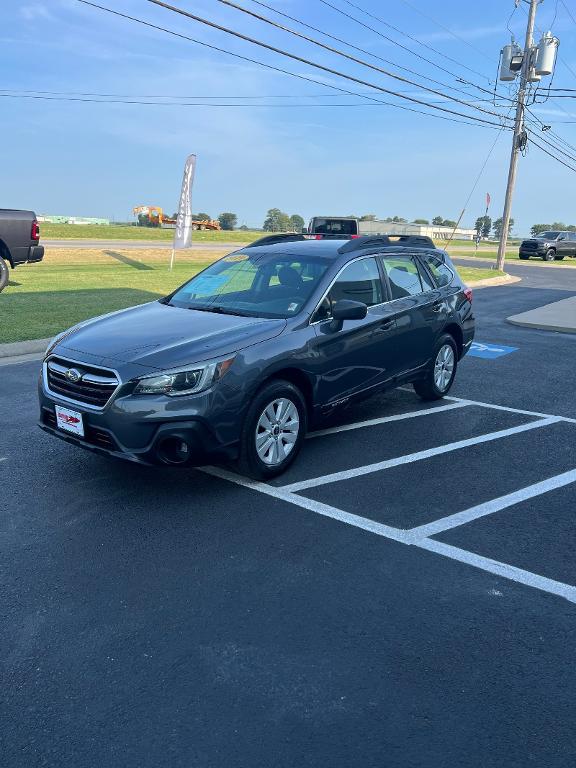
20 3 52 20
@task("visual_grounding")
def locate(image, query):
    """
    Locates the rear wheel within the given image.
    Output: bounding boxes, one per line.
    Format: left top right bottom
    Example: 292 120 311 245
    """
543 249 556 261
237 380 307 479
0 255 9 293
413 335 458 401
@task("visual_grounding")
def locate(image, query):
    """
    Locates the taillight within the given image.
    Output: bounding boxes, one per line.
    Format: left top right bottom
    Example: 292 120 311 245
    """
350 234 359 238
314 234 322 240
464 287 473 303
31 220 40 240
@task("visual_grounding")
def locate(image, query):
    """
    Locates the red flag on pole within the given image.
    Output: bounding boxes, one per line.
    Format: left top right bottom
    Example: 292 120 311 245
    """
486 192 491 209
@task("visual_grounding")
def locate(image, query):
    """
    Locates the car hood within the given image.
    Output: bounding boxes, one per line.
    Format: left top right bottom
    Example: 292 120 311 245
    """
56 301 287 372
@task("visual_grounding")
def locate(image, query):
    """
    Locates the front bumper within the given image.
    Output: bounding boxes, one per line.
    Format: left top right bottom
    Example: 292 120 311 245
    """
38 375 240 466
38 407 231 466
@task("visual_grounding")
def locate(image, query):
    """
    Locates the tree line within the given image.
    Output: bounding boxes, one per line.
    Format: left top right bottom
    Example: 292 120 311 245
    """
474 216 514 240
530 222 576 237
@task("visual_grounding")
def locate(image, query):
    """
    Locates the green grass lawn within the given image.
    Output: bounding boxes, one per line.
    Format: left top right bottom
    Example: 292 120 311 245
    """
41 222 262 243
0 248 507 344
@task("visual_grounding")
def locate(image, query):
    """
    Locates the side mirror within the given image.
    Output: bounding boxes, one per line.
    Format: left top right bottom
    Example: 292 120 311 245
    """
329 300 367 332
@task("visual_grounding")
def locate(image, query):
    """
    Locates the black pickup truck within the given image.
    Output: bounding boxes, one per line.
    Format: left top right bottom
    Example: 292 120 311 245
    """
519 230 576 261
0 209 45 292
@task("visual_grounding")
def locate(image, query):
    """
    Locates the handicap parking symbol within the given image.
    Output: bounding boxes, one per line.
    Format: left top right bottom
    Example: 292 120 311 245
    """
468 341 518 359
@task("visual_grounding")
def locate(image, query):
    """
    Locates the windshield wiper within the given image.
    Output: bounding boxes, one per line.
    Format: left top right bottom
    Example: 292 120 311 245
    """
187 304 255 317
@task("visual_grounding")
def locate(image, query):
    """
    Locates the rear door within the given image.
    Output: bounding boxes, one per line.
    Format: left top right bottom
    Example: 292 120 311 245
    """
556 233 571 257
379 253 448 374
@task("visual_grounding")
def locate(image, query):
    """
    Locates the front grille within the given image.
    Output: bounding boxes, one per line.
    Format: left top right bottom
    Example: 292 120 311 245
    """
45 357 119 408
41 408 119 451
521 241 539 251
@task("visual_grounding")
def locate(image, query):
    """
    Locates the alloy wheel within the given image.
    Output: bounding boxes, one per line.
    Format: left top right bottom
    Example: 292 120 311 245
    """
255 398 300 466
434 344 455 393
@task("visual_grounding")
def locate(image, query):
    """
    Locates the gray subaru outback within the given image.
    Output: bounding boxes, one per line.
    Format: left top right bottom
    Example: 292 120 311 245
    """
38 235 474 478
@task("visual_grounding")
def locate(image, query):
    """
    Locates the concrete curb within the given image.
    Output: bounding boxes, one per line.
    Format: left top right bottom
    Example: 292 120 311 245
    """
507 296 576 334
467 274 522 288
0 338 50 359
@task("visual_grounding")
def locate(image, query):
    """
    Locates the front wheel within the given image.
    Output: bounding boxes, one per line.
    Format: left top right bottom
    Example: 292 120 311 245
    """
0 256 9 293
413 335 458 401
237 380 307 479
543 249 556 262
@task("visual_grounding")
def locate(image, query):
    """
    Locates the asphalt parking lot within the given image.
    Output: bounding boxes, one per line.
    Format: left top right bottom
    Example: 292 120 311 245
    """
2 262 576 767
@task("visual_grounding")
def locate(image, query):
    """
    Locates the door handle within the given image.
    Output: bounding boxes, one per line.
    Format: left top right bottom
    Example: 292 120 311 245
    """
374 319 395 333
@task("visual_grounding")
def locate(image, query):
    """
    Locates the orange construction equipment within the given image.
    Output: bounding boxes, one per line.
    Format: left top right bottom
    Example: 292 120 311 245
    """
133 205 221 230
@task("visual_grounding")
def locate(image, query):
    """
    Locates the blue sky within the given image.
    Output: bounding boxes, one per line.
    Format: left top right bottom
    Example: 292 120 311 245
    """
2 0 576 233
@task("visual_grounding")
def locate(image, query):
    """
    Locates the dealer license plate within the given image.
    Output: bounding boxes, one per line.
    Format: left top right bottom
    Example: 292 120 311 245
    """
55 406 85 437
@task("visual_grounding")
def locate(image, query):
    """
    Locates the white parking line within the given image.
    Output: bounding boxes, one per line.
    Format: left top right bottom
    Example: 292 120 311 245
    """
201 465 408 542
201 465 576 604
445 395 576 425
307 400 471 439
409 468 576 540
416 538 576 604
282 417 561 493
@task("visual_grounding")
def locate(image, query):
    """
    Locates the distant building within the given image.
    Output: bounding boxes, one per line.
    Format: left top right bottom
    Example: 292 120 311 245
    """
359 220 476 241
38 215 110 225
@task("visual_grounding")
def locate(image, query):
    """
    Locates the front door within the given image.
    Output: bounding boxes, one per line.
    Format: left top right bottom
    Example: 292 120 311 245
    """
311 256 400 406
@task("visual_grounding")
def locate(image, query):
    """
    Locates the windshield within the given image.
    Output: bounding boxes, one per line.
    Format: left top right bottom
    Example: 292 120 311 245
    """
539 231 561 239
311 218 358 236
168 251 330 318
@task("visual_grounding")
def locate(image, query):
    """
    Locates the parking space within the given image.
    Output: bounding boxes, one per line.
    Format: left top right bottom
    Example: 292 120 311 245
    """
206 389 576 605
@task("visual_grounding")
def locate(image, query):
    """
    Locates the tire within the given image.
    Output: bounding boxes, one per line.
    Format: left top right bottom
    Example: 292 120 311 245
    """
413 334 458 401
237 380 307 479
0 255 9 293
543 249 556 262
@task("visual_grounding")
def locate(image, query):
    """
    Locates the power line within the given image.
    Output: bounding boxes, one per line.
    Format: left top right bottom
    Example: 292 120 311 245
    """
529 133 576 172
326 0 495 82
214 0 510 120
396 0 494 62
242 0 487 102
72 1 507 129
139 0 512 127
0 92 504 109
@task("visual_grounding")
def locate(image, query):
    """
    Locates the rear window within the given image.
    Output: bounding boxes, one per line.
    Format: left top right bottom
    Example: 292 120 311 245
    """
420 254 454 288
310 218 358 236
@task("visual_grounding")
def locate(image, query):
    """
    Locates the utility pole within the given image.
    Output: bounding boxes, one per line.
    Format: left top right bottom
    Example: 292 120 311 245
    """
496 0 540 272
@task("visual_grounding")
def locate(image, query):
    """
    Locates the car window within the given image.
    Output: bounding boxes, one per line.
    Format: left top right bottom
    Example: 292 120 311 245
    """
314 257 383 321
311 218 358 236
382 255 428 298
419 254 454 288
169 251 330 318
570 233 576 241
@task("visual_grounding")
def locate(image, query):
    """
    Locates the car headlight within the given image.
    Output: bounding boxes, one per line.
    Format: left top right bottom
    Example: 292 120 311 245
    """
133 356 235 396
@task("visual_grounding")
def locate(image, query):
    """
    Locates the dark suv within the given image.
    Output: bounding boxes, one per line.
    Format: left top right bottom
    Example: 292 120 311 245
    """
519 231 576 261
38 236 474 478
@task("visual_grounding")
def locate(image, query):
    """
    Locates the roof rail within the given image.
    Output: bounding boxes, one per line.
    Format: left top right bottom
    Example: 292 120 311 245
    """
338 235 436 254
245 233 306 248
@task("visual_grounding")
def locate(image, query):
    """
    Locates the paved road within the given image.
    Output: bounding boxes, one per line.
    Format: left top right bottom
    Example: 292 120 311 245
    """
2 266 576 767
